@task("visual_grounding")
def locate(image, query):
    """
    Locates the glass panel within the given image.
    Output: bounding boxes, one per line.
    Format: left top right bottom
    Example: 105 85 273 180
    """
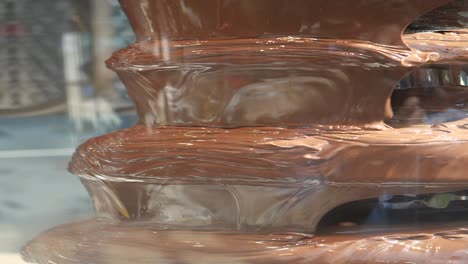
1 1 467 263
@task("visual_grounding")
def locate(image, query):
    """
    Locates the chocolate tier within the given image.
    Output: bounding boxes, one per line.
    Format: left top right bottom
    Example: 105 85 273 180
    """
23 220 468 264
119 0 448 46
71 122 468 185
69 121 468 230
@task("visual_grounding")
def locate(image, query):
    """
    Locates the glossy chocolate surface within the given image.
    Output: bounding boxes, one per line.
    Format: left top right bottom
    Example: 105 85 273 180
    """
119 0 448 46
24 1 468 263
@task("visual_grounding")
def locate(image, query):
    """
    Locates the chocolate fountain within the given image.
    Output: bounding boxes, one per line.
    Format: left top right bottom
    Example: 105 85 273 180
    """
23 1 468 263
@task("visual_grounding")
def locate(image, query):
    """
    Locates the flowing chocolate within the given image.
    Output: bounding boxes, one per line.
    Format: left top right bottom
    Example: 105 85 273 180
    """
70 0 468 234
23 1 468 263
22 219 468 264
119 0 447 46
110 0 451 126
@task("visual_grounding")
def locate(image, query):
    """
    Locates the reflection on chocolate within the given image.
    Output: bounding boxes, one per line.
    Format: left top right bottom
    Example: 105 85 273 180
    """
70 122 468 185
120 0 447 46
110 37 411 126
22 220 468 264
23 0 468 263
108 1 468 127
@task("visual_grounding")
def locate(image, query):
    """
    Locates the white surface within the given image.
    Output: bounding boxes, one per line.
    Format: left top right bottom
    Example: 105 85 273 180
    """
0 254 27 264
0 148 74 159
0 156 93 252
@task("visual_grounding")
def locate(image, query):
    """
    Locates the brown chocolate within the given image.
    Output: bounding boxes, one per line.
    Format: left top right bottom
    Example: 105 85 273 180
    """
22 219 468 264
68 122 468 229
119 0 448 46
107 1 467 127
23 1 468 263
74 0 468 241
108 38 410 126
70 122 468 185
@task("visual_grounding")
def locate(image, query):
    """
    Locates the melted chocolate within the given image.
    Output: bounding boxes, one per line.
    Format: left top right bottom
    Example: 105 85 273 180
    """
119 0 448 46
22 219 468 264
107 0 465 126
23 0 468 263
70 122 468 185
109 37 409 126
84 0 468 252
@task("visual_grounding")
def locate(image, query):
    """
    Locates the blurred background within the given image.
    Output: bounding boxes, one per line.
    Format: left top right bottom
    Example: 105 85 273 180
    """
0 0 138 260
0 0 466 262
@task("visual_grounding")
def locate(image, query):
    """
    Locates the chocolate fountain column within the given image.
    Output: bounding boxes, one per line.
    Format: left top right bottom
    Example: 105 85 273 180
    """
23 1 468 264
72 0 459 227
